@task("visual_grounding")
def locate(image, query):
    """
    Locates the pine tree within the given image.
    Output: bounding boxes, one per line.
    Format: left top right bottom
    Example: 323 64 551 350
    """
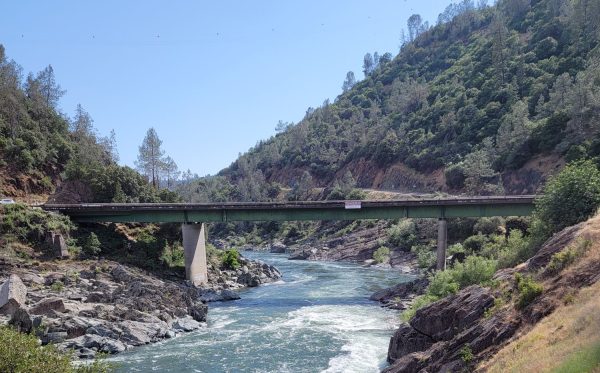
136 128 165 188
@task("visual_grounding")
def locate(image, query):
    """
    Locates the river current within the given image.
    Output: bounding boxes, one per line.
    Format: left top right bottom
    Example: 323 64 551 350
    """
111 252 414 373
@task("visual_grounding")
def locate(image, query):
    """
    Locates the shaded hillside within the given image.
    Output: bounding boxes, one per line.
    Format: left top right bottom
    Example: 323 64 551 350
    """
198 0 600 200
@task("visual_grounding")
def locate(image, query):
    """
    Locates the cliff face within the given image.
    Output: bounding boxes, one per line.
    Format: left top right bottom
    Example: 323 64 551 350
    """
384 215 600 372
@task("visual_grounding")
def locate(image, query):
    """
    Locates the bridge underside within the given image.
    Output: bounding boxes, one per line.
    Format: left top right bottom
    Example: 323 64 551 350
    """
43 197 536 285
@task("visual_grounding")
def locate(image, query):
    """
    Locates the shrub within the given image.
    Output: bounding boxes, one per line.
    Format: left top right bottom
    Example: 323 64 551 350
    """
427 270 459 298
546 239 591 274
533 160 600 241
0 325 113 372
81 233 102 257
412 244 436 268
473 217 505 235
222 249 240 270
463 234 488 253
460 344 474 364
515 273 543 309
495 230 531 269
388 219 418 250
402 294 440 321
403 255 497 320
373 246 391 264
451 256 497 289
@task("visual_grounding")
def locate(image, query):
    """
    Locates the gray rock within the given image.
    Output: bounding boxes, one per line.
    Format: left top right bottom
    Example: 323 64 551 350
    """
43 332 68 344
29 297 66 315
165 330 176 338
387 324 434 363
189 303 208 322
44 272 65 286
9 307 32 333
87 325 118 339
199 289 241 302
269 241 287 253
111 265 134 283
53 234 69 259
0 274 27 315
99 339 126 354
410 285 494 341
172 316 201 332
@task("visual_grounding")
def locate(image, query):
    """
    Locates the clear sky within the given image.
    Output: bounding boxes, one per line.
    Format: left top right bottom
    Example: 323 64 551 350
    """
1 0 455 176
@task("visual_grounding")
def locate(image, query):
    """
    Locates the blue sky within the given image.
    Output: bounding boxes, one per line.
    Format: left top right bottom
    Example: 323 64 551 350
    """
1 0 455 176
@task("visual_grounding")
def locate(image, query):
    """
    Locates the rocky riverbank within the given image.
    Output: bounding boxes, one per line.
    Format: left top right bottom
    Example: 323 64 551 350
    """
383 217 600 372
0 255 281 359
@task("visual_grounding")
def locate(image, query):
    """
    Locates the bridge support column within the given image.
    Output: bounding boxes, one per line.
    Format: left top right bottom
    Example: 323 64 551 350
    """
436 218 447 271
182 223 208 286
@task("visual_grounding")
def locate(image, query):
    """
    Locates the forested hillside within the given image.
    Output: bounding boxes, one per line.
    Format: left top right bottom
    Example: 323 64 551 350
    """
180 0 600 202
0 46 176 203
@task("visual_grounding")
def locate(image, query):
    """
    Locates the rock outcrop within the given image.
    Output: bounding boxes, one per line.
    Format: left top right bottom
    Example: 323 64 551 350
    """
0 274 27 315
385 215 600 372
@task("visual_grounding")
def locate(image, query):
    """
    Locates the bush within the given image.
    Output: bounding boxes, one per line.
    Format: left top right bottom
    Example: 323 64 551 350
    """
388 219 418 250
81 233 102 257
427 270 459 298
533 160 600 240
0 325 113 373
451 256 497 289
463 234 488 253
373 246 391 264
515 273 543 309
0 204 74 250
403 255 497 321
473 217 505 235
491 230 531 269
412 243 437 269
222 249 240 269
546 239 591 274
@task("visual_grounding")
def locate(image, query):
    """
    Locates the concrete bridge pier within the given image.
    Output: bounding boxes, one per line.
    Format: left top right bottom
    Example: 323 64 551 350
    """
182 223 208 286
436 218 447 271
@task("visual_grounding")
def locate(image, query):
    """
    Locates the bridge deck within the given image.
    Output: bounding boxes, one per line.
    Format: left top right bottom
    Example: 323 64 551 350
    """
43 196 536 223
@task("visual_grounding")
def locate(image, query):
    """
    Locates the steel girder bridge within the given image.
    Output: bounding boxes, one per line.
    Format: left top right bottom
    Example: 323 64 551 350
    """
43 195 536 285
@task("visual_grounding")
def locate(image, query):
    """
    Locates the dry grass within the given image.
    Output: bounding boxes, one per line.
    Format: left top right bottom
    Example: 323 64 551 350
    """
482 214 600 372
483 281 600 372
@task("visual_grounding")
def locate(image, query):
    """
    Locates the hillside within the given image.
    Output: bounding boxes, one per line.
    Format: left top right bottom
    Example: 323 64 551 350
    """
176 0 600 202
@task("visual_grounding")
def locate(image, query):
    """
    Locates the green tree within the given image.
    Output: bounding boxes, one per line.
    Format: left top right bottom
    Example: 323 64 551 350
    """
342 71 356 92
533 160 600 238
136 128 165 188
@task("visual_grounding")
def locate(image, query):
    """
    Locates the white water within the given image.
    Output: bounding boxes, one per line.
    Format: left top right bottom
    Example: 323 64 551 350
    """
110 252 414 373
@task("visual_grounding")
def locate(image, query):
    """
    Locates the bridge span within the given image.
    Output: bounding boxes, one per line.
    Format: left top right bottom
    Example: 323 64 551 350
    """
43 196 536 285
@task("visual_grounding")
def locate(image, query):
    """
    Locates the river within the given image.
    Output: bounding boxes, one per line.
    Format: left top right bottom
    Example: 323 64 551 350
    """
110 252 414 373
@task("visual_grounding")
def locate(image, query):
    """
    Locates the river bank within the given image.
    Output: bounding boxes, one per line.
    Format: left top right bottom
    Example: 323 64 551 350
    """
0 254 281 359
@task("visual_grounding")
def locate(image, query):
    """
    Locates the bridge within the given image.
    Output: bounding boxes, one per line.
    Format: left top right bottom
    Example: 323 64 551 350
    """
43 195 536 286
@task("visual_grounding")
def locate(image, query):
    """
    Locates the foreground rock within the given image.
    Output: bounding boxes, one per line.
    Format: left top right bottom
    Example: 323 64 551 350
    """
0 274 27 315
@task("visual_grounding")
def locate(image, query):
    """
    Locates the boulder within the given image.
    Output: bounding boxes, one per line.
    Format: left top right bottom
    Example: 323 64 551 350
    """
30 297 66 315
9 307 32 333
189 303 208 322
111 265 134 283
199 289 241 302
53 234 69 259
100 339 126 354
269 241 287 253
172 316 201 332
0 274 27 315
